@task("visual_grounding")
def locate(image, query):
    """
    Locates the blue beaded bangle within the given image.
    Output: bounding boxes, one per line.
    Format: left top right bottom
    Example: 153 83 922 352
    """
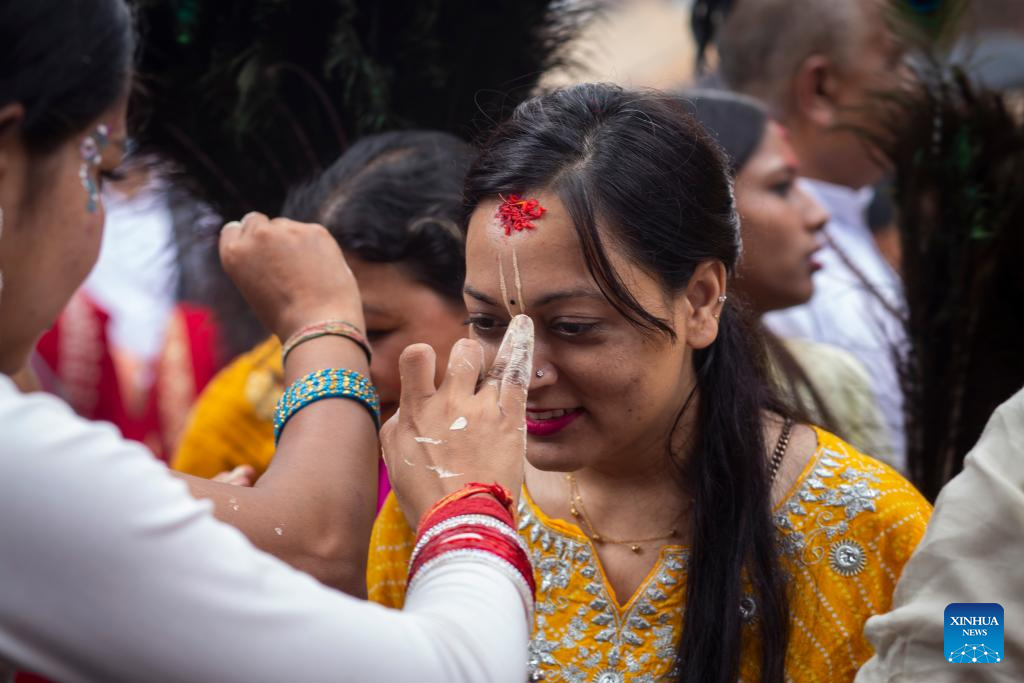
273 368 381 443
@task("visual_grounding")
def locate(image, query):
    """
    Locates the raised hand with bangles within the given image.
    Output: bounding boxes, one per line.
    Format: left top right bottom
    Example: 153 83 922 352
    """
182 211 536 601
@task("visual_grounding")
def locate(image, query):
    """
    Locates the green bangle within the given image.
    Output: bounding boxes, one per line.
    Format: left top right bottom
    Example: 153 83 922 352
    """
273 368 380 443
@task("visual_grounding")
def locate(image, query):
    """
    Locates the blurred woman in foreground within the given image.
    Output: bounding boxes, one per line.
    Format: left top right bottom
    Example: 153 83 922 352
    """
0 1 534 680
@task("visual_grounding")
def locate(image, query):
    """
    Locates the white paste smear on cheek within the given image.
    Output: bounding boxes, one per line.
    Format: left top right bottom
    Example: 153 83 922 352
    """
403 458 416 467
449 416 468 430
413 436 444 445
274 527 284 536
426 465 464 479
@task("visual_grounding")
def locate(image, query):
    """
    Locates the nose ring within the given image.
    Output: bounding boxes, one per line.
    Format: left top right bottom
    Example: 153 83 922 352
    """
535 369 546 378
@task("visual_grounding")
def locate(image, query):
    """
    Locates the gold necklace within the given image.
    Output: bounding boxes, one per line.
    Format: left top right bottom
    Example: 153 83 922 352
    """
566 474 688 554
565 422 794 554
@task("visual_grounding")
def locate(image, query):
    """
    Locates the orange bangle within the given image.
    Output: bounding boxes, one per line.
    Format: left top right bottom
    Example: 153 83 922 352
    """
282 320 372 365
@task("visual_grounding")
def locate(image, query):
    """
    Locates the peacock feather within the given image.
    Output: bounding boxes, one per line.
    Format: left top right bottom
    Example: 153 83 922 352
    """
866 0 1024 499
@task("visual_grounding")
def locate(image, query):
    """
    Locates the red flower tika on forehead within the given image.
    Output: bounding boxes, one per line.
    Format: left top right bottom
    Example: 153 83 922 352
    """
497 194 546 236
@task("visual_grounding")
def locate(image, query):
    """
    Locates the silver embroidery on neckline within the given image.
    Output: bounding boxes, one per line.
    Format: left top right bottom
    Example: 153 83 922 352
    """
773 445 886 566
522 440 890 681
520 499 687 682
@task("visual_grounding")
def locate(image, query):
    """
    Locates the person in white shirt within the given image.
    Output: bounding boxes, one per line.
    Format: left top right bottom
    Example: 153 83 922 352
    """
717 0 910 466
0 1 535 681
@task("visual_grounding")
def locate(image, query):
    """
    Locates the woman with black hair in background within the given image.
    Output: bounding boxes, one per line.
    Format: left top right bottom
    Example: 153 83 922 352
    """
687 89 896 466
173 131 471 508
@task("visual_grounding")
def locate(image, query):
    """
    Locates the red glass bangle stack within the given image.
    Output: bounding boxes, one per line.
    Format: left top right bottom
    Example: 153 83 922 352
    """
407 483 535 612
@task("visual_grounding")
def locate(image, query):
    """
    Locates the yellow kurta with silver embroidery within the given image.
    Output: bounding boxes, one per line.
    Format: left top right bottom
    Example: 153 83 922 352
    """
367 427 931 683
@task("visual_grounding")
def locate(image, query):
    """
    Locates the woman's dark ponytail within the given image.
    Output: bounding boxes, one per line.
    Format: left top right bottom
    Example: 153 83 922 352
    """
685 302 789 681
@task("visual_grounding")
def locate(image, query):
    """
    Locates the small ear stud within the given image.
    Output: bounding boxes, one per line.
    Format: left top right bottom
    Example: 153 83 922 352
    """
535 369 546 378
717 294 728 303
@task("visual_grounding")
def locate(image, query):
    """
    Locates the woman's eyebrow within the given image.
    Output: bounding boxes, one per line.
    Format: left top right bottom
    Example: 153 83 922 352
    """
463 284 602 308
531 288 604 307
463 285 499 306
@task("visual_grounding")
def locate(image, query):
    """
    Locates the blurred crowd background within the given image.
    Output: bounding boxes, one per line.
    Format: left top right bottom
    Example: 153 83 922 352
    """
19 0 1024 502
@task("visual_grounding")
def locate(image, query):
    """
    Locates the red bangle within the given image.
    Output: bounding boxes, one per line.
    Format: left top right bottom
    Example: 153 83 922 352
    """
408 482 533 605
412 512 528 566
409 524 535 595
412 533 528 583
417 482 517 533
417 494 514 538
406 543 535 615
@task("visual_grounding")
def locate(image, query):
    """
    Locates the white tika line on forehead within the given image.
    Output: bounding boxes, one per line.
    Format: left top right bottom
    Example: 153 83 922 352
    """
496 247 528 318
512 247 525 315
497 255 515 319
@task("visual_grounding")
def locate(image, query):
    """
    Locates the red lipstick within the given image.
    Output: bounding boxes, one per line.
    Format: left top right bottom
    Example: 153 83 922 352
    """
526 408 583 437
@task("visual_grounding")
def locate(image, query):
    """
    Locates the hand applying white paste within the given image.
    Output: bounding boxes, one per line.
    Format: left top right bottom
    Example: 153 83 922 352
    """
380 315 534 525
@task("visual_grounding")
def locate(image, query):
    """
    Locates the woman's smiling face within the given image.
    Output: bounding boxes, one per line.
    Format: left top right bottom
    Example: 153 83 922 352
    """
464 191 717 475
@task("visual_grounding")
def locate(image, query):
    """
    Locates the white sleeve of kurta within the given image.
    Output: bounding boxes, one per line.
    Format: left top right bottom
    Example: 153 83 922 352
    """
0 375 528 683
854 387 1024 683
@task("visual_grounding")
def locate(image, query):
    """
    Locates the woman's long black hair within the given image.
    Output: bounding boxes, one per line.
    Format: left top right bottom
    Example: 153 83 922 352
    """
210 130 473 356
463 83 791 682
282 130 471 303
0 0 134 154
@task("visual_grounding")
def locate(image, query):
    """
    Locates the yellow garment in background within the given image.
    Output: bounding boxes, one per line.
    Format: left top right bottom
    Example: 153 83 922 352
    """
368 427 931 683
171 337 282 478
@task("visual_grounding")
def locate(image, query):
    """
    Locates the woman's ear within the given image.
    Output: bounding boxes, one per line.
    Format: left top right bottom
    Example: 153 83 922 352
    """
681 260 727 350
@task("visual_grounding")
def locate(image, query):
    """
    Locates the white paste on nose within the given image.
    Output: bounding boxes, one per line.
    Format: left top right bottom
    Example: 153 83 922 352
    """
449 416 468 430
414 436 444 445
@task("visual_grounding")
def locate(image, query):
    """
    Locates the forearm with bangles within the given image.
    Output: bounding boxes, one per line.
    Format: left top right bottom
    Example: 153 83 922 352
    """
181 329 378 595
408 483 535 616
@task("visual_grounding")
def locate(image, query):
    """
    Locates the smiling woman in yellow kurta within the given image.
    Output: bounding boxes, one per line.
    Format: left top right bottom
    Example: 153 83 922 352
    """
368 427 930 682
